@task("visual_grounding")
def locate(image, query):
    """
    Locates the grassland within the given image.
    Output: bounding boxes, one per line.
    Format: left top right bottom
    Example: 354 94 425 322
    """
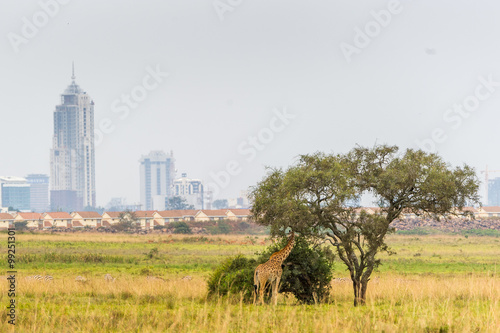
1 232 499 332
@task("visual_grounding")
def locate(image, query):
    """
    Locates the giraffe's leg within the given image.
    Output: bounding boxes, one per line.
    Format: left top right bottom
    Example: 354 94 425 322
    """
253 270 259 305
253 281 258 305
253 284 259 305
258 279 267 305
272 276 281 306
270 278 276 305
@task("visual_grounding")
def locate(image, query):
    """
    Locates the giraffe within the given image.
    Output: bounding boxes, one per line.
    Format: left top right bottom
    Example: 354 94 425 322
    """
253 231 295 305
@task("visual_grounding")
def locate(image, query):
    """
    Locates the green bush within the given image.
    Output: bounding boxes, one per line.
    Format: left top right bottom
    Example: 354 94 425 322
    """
207 236 335 304
14 221 29 231
206 221 231 235
207 255 257 301
257 236 335 304
461 229 500 237
168 222 192 234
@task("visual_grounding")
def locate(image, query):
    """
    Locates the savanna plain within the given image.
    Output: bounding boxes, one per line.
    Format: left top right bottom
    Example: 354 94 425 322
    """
1 232 499 332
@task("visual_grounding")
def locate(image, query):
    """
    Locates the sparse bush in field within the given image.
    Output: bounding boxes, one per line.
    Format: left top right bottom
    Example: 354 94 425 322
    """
206 220 231 235
145 247 159 259
140 267 153 275
181 236 208 243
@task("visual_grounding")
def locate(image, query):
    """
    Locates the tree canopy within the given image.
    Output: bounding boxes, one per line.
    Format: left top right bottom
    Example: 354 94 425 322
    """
212 199 229 210
166 196 195 210
251 145 480 305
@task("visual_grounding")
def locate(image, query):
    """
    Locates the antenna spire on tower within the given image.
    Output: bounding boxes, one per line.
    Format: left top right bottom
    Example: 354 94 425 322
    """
71 61 75 81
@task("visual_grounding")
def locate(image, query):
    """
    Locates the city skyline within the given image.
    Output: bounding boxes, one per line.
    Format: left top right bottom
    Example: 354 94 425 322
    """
2 1 500 207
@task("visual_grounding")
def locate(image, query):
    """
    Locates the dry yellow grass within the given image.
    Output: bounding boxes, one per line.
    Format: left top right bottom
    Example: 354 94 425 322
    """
0 273 498 332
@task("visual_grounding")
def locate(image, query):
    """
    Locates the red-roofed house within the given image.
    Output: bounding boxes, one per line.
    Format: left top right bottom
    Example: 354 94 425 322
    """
101 212 123 227
135 211 157 230
195 210 227 222
14 212 42 229
476 206 500 218
0 213 14 229
71 211 103 228
226 209 251 221
42 212 73 228
154 210 198 224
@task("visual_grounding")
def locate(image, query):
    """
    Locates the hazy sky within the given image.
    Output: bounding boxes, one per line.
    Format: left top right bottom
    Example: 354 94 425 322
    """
1 0 499 206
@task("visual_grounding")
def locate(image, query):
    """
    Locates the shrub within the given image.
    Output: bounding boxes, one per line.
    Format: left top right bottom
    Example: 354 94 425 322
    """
168 222 192 234
111 220 134 232
207 255 257 301
207 236 335 304
257 236 335 304
206 221 232 235
145 247 159 259
14 221 29 231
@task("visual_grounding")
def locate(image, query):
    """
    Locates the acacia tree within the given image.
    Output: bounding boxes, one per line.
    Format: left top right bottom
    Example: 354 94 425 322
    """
251 145 479 306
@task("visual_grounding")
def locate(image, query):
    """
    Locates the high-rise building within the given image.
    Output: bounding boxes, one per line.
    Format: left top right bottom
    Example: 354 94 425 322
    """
0 176 31 211
26 174 49 212
50 65 96 212
488 177 500 206
173 173 204 209
139 151 175 210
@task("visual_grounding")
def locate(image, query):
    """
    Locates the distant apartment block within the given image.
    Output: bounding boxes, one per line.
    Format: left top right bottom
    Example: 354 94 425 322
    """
488 177 500 206
50 66 96 212
0 176 30 211
105 197 141 212
227 190 250 209
173 173 204 209
26 174 49 212
139 150 176 210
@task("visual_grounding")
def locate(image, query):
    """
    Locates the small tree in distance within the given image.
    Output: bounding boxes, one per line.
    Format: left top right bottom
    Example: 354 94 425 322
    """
112 210 139 232
251 145 480 306
212 199 228 209
166 196 195 210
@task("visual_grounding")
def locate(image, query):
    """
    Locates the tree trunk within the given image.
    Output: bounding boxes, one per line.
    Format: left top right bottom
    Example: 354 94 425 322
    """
352 277 368 306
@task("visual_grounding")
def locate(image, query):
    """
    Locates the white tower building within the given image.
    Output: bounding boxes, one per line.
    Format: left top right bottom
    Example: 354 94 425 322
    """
50 64 96 211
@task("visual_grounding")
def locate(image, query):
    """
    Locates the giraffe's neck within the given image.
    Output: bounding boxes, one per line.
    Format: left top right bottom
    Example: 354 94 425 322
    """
270 231 295 263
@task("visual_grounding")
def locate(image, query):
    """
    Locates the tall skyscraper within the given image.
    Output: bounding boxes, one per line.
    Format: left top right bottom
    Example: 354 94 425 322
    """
26 174 49 212
139 151 175 210
50 65 96 212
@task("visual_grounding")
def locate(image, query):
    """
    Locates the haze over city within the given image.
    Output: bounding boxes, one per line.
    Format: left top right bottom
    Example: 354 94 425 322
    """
2 0 500 207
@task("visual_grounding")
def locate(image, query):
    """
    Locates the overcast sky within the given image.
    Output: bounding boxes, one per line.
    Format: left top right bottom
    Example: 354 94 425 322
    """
1 0 499 206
